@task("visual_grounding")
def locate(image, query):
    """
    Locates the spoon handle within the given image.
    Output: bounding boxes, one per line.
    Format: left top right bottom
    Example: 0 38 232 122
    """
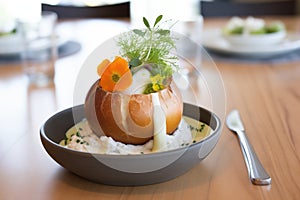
236 129 272 185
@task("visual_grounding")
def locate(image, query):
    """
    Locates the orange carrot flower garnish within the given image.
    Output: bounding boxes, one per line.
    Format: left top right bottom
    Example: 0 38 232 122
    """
99 56 133 92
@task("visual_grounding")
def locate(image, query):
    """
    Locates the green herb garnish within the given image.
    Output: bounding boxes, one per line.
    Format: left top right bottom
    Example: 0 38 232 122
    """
76 131 81 138
188 123 206 133
117 15 178 94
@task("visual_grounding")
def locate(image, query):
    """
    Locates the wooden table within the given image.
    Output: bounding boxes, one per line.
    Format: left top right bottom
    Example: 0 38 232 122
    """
0 17 299 200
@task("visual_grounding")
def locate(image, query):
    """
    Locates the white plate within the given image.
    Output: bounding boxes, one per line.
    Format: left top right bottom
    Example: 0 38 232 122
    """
0 33 66 55
202 28 300 57
223 30 286 47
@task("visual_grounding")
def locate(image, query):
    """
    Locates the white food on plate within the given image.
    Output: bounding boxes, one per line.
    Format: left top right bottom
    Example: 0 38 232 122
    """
243 17 265 34
60 117 211 155
224 17 244 34
222 16 286 46
224 16 266 35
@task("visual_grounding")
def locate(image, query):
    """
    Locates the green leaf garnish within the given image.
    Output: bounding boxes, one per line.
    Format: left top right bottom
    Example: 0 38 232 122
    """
154 15 163 27
117 15 178 94
129 57 142 68
143 17 151 30
133 29 145 37
156 29 170 35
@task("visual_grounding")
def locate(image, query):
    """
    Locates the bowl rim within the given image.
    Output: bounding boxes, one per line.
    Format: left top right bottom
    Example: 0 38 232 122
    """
40 103 221 158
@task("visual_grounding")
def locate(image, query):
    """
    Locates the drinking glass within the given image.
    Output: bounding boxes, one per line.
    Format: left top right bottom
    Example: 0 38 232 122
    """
19 11 58 86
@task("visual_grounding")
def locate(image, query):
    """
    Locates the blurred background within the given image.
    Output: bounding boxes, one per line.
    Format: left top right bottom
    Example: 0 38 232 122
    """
42 0 300 18
1 0 299 22
40 0 300 17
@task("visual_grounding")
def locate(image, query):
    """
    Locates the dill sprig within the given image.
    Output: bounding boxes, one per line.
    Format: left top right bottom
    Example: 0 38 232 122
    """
117 15 178 79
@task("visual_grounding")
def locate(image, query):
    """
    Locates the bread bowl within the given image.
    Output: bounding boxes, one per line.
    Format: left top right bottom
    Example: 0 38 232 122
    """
85 79 183 145
83 15 184 146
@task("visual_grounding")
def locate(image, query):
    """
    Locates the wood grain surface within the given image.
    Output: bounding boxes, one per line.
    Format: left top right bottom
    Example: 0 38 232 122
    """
0 17 299 200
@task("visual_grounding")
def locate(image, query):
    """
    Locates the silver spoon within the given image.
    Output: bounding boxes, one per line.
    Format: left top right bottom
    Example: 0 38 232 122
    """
226 110 271 185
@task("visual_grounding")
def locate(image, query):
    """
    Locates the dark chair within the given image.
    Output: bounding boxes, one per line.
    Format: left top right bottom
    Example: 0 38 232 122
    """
201 0 297 17
42 1 130 19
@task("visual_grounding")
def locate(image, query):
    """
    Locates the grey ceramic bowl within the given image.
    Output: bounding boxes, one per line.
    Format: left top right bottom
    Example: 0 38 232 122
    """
40 103 221 186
